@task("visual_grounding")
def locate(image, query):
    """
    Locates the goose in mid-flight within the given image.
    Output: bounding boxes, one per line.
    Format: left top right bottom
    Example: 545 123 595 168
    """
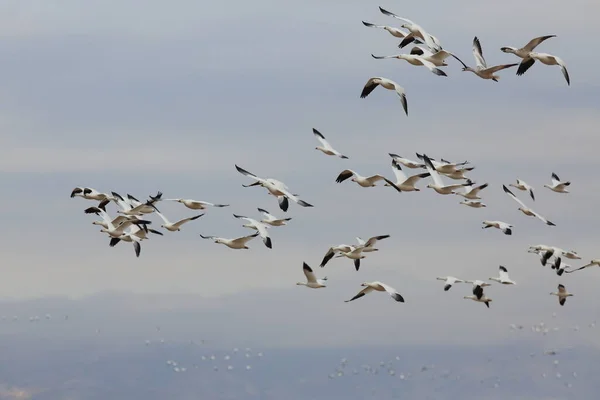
408 46 456 67
126 192 163 214
360 77 408 116
199 233 259 249
70 187 112 201
153 209 204 232
109 229 145 258
257 208 291 227
233 214 272 249
489 266 516 285
86 207 152 238
500 35 556 59
482 220 513 235
384 160 430 191
453 37 518 81
312 128 348 159
464 283 492 308
371 53 447 77
528 246 559 267
361 21 424 46
509 179 535 201
544 173 571 193
335 169 400 190
378 7 441 52
422 154 471 194
345 281 405 303
503 185 555 226
436 276 465 291
516 52 570 85
296 263 327 289
162 198 229 210
454 180 489 200
550 284 573 306
320 244 355 268
416 153 469 174
86 207 138 228
442 167 475 180
460 200 486 208
108 192 159 216
235 165 313 211
388 153 425 169
320 235 385 268
334 246 367 271
566 259 600 274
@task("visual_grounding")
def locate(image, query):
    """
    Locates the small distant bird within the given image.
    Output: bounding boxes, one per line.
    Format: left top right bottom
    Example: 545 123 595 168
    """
453 37 518 81
544 173 571 193
516 52 570 86
257 208 292 227
489 266 516 285
345 281 405 303
199 233 260 250
312 128 349 159
550 284 573 306
335 169 398 189
296 263 327 289
482 220 513 235
463 283 492 308
454 180 489 200
153 209 204 232
162 198 229 210
436 276 465 291
509 179 535 201
388 153 425 169
503 185 555 226
360 77 408 116
371 53 447 77
460 200 486 208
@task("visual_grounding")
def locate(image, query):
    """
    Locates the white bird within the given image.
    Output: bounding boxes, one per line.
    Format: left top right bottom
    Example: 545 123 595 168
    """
109 192 159 216
408 46 455 67
320 244 355 268
453 37 518 81
345 281 405 303
489 266 516 285
86 207 152 238
152 209 203 232
436 276 465 291
235 165 313 211
162 198 229 210
378 7 441 52
388 153 425 169
442 167 475 180
70 187 112 201
460 200 486 208
85 207 140 228
361 21 423 43
335 169 399 189
503 185 556 226
416 154 470 174
465 279 492 289
566 259 600 274
109 230 143 258
516 52 570 85
296 262 327 288
550 284 573 306
312 128 349 159
126 193 163 215
384 160 430 191
371 53 447 77
482 220 513 235
199 233 260 250
544 173 571 193
355 235 390 252
257 208 291 227
233 214 272 249
320 235 386 269
334 246 368 271
454 180 489 200
360 77 408 116
464 283 492 308
509 179 535 201
500 35 556 59
421 154 471 194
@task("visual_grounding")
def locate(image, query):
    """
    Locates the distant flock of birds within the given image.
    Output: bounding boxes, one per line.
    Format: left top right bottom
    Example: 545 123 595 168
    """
71 5 588 309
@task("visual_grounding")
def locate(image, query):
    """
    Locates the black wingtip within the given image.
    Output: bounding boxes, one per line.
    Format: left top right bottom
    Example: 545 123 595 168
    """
393 293 405 302
264 236 272 249
504 228 512 235
547 221 556 226
354 259 360 271
298 200 314 207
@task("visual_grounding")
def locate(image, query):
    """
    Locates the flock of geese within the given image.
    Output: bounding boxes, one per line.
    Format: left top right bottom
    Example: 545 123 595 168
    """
70 6 586 309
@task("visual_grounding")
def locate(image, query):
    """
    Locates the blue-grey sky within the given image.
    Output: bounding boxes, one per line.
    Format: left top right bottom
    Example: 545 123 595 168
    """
0 0 598 347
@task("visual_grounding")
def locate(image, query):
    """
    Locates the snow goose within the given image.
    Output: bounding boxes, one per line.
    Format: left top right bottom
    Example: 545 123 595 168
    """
360 77 408 116
312 128 348 159
85 207 137 228
86 207 152 238
550 284 573 306
453 37 518 81
384 160 430 191
436 276 465 291
566 259 600 274
460 200 486 208
500 35 556 59
422 154 471 194
482 220 513 235
153 209 204 232
489 266 516 285
443 167 475 180
124 192 162 215
70 187 112 201
361 21 423 44
297 263 327 289
416 153 469 174
109 192 160 216
334 246 367 271
320 245 355 267
464 283 492 308
388 153 425 169
233 214 272 249
371 53 447 77
199 233 259 250
355 235 390 251
544 173 571 193
516 52 570 85
465 279 491 288
509 179 535 201
335 169 399 190
408 47 456 67
162 198 229 210
109 230 143 258
378 7 441 52
235 165 313 210
257 208 291 227
454 180 489 200
503 185 555 226
345 281 405 303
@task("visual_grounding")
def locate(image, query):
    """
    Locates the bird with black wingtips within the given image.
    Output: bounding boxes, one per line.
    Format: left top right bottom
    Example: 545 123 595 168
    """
454 180 489 200
384 160 430 192
550 284 573 306
233 214 272 249
566 259 600 274
335 168 402 192
388 154 425 169
156 197 229 210
464 283 492 308
421 154 472 195
453 37 518 81
544 173 571 193
370 53 448 77
482 220 513 235
87 207 153 238
257 208 291 227
296 263 327 289
509 179 535 201
503 185 555 226
320 244 355 268
153 209 204 233
489 266 516 285
312 128 349 159
360 77 408 116
345 281 405 303
436 276 465 291
378 7 442 52
361 20 423 45
516 52 570 85
199 233 260 250
500 35 556 59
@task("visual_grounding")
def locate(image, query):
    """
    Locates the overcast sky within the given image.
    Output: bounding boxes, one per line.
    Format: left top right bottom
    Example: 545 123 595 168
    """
0 0 598 347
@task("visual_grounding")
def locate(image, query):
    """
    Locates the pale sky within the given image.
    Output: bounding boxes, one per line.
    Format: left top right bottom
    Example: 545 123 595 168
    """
0 0 598 347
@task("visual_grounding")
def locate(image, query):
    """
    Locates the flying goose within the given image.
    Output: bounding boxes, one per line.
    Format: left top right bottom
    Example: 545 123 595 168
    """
360 77 408 116
334 246 367 271
503 185 556 226
355 235 390 251
509 179 535 201
320 244 355 268
528 247 555 267
500 35 556 59
345 281 405 303
361 21 424 45
460 200 486 208
233 214 272 249
109 230 144 258
85 207 137 227
489 266 516 285
320 235 384 269
566 259 600 274
378 7 441 52
312 128 348 159
464 283 492 308
408 46 455 67
436 276 465 291
86 207 152 238
371 53 447 77
442 167 475 180
416 153 469 174
516 52 570 85
384 160 430 191
108 192 160 216
257 208 291 226
153 209 204 232
544 173 571 193
550 284 573 306
70 187 112 201
388 153 425 169
162 198 229 210
235 165 313 211
482 220 513 235
453 37 518 81
421 154 471 194
335 169 400 190
297 263 327 289
454 180 489 200
127 192 163 214
199 233 259 249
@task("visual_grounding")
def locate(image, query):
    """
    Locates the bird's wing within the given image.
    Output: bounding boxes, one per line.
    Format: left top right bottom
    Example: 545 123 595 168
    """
558 284 566 294
523 35 556 52
336 169 356 183
391 82 408 116
470 183 489 195
303 263 318 284
360 78 380 98
484 63 519 74
362 21 386 29
555 57 570 85
366 174 386 183
450 53 469 69
233 233 260 244
516 57 536 76
371 54 401 60
257 208 276 220
235 165 267 184
312 128 332 148
532 210 554 225
551 172 561 186
498 266 510 281
199 234 216 240
320 247 337 267
473 285 484 300
391 160 408 182
379 282 405 302
344 286 374 302
472 37 487 68
428 49 452 61
503 185 527 209
422 155 444 187
378 7 415 24
173 214 204 228
154 210 170 224
364 235 390 248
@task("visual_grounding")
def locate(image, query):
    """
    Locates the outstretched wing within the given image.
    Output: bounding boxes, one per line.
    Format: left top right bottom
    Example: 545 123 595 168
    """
502 185 527 209
303 262 318 284
344 286 374 302
472 37 487 68
523 35 556 52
